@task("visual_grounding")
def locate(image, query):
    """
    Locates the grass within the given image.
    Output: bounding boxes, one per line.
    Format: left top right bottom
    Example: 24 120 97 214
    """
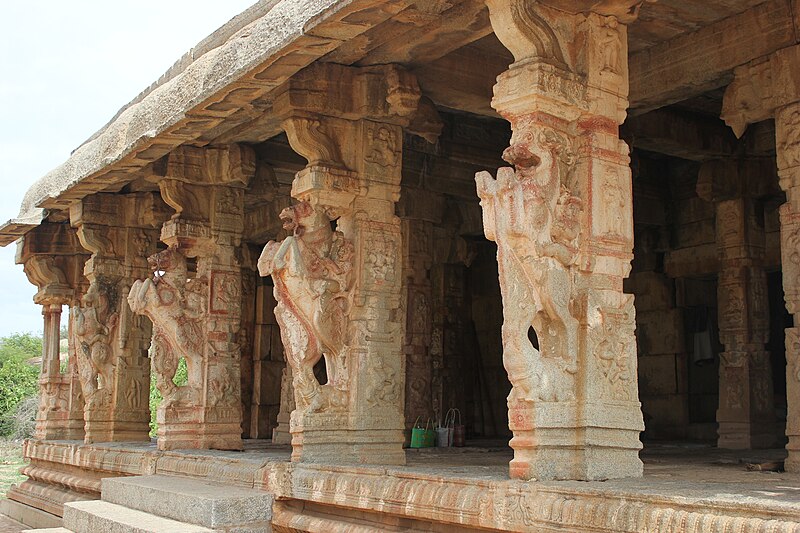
0 439 26 498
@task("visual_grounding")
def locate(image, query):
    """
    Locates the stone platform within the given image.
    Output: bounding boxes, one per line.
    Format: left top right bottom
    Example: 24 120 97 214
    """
4 439 800 532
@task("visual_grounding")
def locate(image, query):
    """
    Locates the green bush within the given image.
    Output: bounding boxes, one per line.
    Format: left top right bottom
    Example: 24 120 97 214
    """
148 357 188 437
0 333 42 437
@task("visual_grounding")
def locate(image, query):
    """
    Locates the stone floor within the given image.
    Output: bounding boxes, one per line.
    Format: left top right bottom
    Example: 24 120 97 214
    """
405 440 799 505
3 439 799 531
168 438 800 507
0 515 24 533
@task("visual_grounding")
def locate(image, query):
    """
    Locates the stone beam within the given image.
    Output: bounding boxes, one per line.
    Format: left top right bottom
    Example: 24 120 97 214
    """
629 0 797 114
622 108 738 162
416 0 799 120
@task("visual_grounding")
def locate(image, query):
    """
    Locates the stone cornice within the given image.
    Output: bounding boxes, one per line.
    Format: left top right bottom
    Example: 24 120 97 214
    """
0 0 414 247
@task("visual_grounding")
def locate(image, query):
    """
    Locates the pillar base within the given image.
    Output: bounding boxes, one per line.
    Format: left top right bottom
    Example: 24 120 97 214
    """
508 400 643 481
717 421 777 450
290 412 405 465
787 437 799 473
272 421 292 445
83 409 149 444
156 406 243 451
34 415 85 441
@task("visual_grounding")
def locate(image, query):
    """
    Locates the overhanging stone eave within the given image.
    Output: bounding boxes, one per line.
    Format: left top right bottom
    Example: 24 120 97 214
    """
3 0 396 244
0 217 43 247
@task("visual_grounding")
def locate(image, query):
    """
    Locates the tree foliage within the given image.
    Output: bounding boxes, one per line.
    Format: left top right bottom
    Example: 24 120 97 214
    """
148 357 188 437
0 333 42 436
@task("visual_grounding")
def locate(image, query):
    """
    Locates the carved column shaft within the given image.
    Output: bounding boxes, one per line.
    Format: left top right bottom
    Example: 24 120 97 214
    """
262 63 432 464
402 217 434 432
777 102 800 471
71 194 165 443
478 0 644 480
17 224 88 441
710 195 775 449
129 145 253 451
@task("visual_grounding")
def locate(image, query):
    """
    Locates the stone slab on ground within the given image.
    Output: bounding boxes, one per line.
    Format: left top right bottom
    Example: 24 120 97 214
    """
0 500 60 530
102 475 273 529
0 514 24 533
21 529 69 533
63 500 214 533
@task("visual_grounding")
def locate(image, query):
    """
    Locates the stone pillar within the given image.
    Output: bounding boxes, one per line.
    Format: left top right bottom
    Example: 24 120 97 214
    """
400 195 436 433
476 0 646 480
715 198 774 448
259 63 429 464
776 103 800 470
721 43 800 471
16 223 88 440
697 160 775 448
128 144 254 450
272 365 295 445
69 193 166 443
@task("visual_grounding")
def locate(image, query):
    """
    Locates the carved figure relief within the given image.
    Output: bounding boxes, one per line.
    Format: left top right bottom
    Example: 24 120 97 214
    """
258 201 354 414
778 107 800 169
128 247 206 408
598 16 621 74
365 125 398 169
365 231 397 285
74 279 120 409
476 127 581 402
366 358 400 408
593 300 635 400
601 171 627 239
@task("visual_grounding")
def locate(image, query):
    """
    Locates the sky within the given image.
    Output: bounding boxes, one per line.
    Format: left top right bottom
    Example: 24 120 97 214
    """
0 1 256 337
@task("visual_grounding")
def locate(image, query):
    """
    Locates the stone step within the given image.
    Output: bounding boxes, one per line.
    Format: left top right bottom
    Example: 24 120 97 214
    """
63 500 214 533
101 475 273 530
22 529 72 533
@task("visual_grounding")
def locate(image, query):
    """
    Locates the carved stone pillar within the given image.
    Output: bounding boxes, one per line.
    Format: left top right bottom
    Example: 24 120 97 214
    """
715 198 774 448
259 63 431 464
17 223 88 440
775 103 800 472
128 144 254 450
476 0 646 480
272 365 295 445
778 104 800 471
697 160 776 449
721 43 800 471
400 191 437 433
69 193 166 443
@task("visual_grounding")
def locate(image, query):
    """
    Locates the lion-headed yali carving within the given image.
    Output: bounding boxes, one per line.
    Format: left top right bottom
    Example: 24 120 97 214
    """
127 246 206 408
258 200 354 414
476 126 582 403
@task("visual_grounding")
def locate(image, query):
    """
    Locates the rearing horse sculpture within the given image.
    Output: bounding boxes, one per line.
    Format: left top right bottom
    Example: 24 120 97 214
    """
258 201 354 413
476 127 582 402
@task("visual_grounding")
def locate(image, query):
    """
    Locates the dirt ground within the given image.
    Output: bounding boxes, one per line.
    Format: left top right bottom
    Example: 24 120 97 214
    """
0 440 25 499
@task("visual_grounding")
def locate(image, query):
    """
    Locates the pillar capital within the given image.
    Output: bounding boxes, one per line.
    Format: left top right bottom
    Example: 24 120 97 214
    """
722 44 800 138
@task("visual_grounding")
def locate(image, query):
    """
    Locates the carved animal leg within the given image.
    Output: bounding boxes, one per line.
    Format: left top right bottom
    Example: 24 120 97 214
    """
498 251 540 402
540 268 578 370
77 347 99 403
